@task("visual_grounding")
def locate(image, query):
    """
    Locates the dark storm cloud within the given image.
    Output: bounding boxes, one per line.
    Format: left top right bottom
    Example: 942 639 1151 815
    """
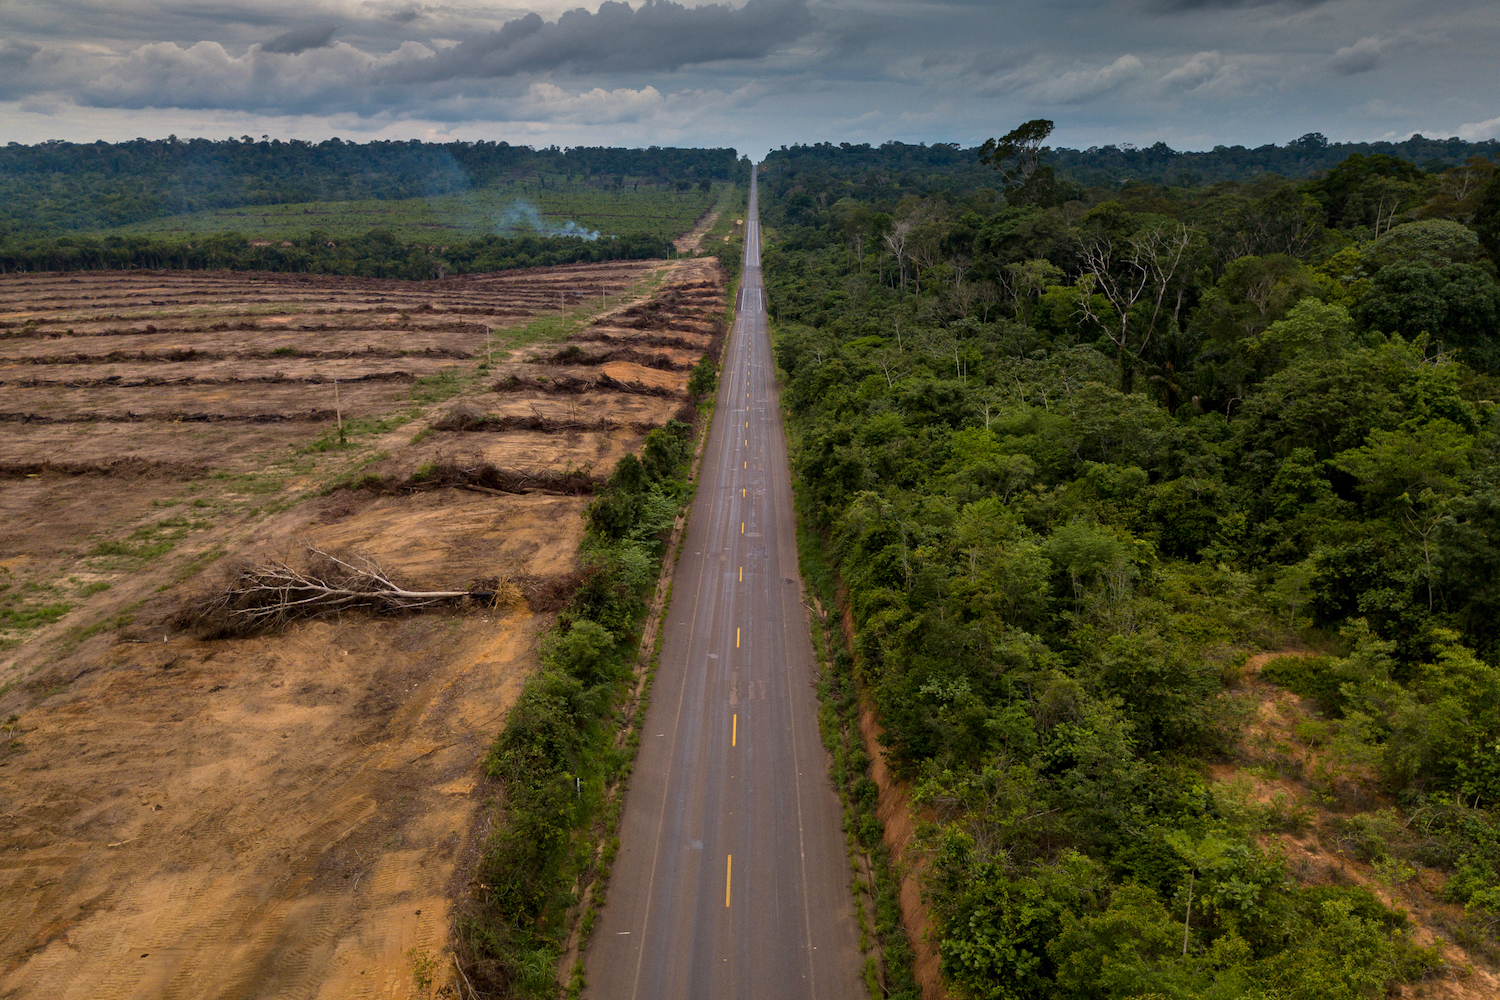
1144 0 1330 10
383 0 815 83
0 38 42 70
2 0 1498 152
0 38 43 99
261 23 336 54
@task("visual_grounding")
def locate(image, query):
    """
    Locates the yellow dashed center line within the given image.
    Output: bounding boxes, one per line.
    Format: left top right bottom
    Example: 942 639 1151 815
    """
726 854 733 907
732 713 737 747
736 628 741 649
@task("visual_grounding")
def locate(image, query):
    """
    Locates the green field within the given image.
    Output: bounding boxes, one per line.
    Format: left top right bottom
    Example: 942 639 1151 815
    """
102 181 722 244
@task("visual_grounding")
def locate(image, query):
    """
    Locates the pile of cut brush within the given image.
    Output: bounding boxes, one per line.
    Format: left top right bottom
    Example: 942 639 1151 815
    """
176 545 511 637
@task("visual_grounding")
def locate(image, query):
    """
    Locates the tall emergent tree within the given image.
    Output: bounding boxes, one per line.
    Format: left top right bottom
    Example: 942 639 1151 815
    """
979 119 1057 204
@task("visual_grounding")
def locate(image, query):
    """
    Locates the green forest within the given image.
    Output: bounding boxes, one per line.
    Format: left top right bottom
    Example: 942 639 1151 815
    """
762 130 1500 998
0 228 680 280
0 138 738 277
0 137 743 234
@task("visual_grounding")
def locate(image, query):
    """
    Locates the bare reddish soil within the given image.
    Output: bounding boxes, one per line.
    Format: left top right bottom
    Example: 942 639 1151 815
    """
1219 653 1500 998
0 257 724 999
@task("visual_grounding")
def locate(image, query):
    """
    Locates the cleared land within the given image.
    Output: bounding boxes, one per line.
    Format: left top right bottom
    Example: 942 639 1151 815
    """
0 252 726 998
101 183 720 244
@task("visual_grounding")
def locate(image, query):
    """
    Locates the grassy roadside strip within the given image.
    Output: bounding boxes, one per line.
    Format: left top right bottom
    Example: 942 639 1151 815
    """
452 257 734 1000
774 324 922 1000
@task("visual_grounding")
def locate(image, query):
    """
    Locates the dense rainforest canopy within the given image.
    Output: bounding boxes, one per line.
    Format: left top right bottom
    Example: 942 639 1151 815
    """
762 137 1500 999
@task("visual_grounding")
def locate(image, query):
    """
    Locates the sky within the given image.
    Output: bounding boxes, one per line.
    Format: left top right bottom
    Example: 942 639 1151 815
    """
1 0 1497 159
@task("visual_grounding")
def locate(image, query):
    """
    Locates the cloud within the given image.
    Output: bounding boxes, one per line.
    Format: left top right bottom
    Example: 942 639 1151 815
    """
0 0 1492 157
0 37 42 70
0 38 44 99
384 0 815 84
1327 35 1392 75
1037 54 1144 103
1457 113 1500 142
38 0 813 117
262 24 337 55
1160 50 1220 90
75 38 428 114
1 37 41 65
513 81 664 124
1146 0 1331 10
978 53 1144 104
1157 50 1258 95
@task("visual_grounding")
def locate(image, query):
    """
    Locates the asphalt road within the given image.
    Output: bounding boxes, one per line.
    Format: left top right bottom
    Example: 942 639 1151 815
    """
584 167 865 1000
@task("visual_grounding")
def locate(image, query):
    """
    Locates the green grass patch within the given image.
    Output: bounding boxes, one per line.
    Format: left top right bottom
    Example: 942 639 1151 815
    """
410 368 468 405
89 538 176 560
0 603 72 629
209 471 288 494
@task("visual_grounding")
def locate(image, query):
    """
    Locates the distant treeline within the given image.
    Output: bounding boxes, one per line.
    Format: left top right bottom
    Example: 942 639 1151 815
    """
0 137 746 235
764 133 1500 197
0 228 676 279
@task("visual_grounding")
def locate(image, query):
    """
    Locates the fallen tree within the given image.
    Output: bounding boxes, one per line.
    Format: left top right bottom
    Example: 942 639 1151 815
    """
179 545 501 636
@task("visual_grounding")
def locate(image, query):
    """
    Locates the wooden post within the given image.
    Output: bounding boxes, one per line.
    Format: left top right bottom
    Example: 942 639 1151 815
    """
334 378 344 444
486 327 492 367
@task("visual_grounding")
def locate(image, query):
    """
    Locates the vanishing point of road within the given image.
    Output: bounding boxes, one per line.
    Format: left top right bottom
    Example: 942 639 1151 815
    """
584 166 865 999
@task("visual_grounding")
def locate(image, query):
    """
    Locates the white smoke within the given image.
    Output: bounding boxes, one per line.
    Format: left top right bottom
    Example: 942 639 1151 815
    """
493 199 600 240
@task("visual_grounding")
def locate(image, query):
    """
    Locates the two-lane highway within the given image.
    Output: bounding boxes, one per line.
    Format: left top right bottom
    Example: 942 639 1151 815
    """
585 166 864 999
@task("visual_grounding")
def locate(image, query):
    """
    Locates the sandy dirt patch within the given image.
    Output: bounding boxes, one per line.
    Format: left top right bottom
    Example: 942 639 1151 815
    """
0 255 725 1000
1 612 538 1000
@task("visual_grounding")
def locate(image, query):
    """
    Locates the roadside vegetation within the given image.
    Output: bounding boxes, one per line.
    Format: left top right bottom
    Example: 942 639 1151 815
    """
454 416 703 998
764 125 1500 998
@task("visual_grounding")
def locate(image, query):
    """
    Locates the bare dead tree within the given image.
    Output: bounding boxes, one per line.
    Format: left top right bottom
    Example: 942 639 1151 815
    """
185 545 487 636
1076 223 1194 392
951 253 971 291
874 352 908 388
882 217 915 292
